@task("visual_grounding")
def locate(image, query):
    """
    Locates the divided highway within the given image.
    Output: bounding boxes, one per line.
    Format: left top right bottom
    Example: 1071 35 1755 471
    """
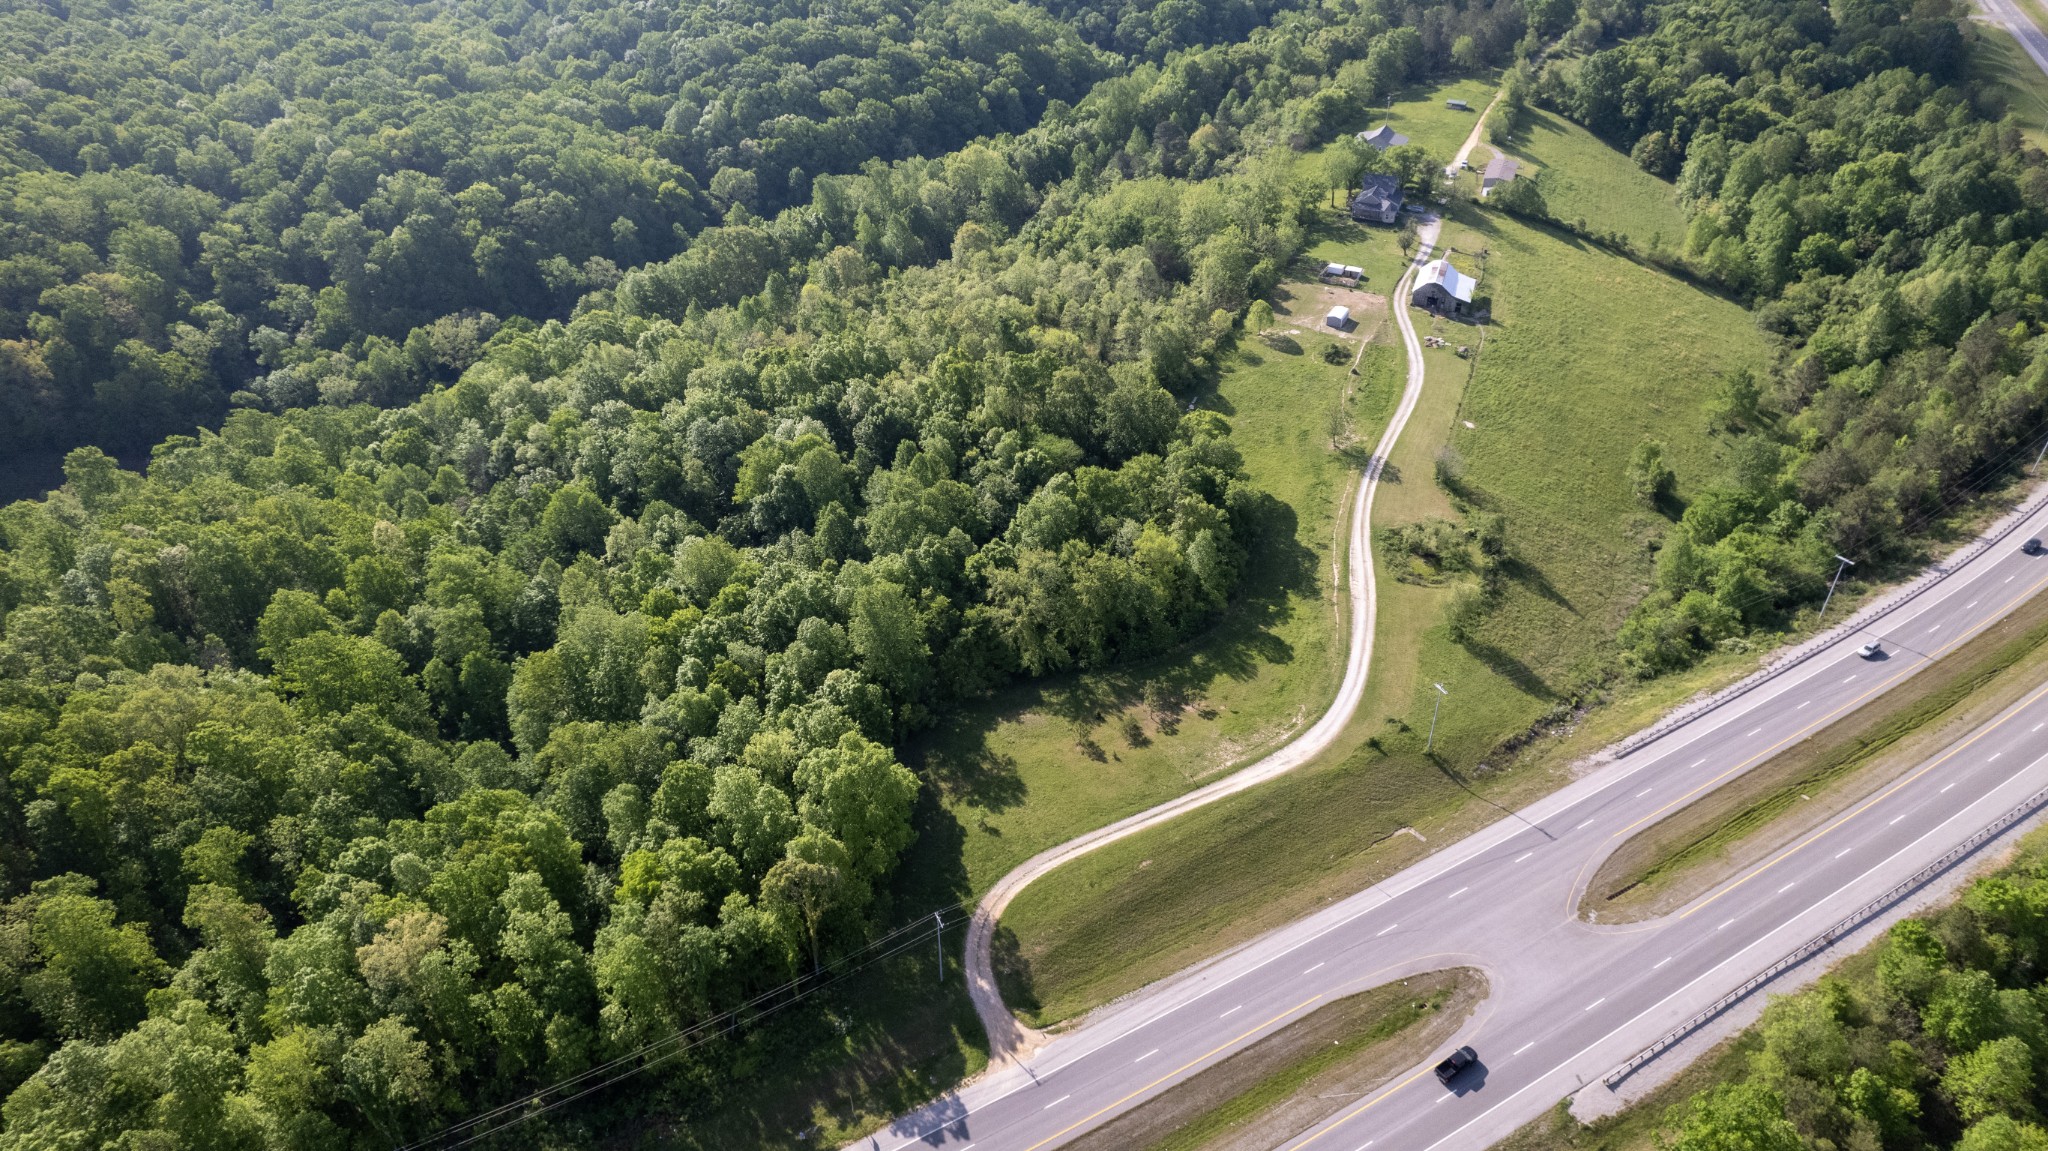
854 493 2048 1151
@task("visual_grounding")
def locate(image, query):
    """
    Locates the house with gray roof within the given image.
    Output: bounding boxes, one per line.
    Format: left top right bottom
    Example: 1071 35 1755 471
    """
1350 173 1404 224
1481 155 1519 197
1355 124 1409 150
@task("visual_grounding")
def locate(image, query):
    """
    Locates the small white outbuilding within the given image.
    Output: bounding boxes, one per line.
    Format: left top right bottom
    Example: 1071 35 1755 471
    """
1325 306 1351 330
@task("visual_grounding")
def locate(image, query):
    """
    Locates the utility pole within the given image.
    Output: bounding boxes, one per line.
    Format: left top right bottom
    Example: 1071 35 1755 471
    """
1818 554 1855 625
2034 435 2048 473
935 911 944 984
1426 682 1448 753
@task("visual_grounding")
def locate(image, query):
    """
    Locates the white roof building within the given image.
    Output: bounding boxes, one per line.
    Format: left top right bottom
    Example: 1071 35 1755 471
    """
1415 259 1475 304
1325 306 1351 329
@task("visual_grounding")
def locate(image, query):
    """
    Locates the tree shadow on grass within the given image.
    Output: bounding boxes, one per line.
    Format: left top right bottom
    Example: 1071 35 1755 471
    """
669 789 977 1150
1455 635 1561 703
990 923 1041 1019
909 495 1315 810
1426 750 1541 829
1501 555 1575 614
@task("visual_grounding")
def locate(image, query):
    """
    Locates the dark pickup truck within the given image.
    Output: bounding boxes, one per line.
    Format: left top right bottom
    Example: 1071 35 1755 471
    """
1434 1046 1478 1086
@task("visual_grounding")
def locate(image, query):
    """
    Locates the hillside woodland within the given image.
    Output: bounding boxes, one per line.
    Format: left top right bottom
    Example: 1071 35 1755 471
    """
0 0 1535 1145
3 0 2048 1141
0 0 1514 458
1489 0 2048 673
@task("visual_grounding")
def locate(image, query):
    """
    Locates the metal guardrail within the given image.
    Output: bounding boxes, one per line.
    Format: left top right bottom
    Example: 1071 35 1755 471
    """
1602 779 2048 1088
1613 487 2048 760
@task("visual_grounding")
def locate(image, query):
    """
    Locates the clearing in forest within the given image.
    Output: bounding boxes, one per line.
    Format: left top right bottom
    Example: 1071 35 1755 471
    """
997 182 1771 1026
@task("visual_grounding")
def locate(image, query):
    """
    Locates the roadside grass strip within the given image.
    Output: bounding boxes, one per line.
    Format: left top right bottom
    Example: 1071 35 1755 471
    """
1589 575 2048 918
1061 970 1483 1151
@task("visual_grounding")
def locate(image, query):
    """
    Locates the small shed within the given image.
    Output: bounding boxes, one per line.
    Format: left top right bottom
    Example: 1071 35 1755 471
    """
1325 306 1352 330
1446 98 1471 111
1355 124 1410 150
1320 262 1365 283
1410 258 1475 316
1481 155 1519 197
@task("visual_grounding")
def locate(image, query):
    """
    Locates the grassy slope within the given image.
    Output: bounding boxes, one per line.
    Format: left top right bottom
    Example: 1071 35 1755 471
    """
2008 0 2048 45
1589 585 2048 919
1971 21 2048 150
907 326 1400 902
672 310 1401 1151
998 163 1769 1023
1492 109 1692 249
1371 76 1504 161
1302 75 1498 229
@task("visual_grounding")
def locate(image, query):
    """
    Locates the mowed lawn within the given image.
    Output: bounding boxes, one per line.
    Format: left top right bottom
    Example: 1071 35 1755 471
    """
1370 75 1500 160
996 199 1770 1025
904 327 1402 900
1491 108 1691 250
1443 198 1745 686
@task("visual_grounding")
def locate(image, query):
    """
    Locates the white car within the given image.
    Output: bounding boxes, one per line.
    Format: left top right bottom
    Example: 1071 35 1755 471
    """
1858 641 1883 659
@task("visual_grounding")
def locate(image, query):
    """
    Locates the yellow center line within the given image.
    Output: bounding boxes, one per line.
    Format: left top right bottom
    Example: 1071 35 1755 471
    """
1288 1062 1439 1147
1679 672 2048 919
1019 994 1324 1151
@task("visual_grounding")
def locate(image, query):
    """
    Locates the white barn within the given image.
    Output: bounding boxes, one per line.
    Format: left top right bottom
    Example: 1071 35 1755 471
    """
1410 259 1475 315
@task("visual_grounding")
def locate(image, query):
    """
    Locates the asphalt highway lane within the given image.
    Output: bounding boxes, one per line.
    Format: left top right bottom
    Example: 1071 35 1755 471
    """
852 499 2048 1151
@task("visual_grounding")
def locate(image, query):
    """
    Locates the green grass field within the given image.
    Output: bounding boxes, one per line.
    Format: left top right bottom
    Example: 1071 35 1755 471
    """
997 192 1771 1025
1501 824 2048 1151
1492 109 1692 251
1300 220 1413 301
2008 0 2048 45
674 288 1402 1151
1367 75 1501 161
1298 74 1498 210
1589 567 2048 919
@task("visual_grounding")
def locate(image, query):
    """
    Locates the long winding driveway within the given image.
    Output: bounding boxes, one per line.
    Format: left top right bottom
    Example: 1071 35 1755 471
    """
959 102 1495 1063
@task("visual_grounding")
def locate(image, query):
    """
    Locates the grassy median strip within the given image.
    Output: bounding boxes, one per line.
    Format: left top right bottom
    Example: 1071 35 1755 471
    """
1588 574 2048 920
1063 969 1484 1151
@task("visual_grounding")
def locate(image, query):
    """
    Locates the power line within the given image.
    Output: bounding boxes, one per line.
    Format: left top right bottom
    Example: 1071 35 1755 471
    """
433 923 958 1150
397 900 972 1151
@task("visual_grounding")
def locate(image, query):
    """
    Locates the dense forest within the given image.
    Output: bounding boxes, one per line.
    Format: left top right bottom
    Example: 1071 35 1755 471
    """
1656 847 2048 1151
0 0 1206 457
0 0 1547 1143
1502 0 2048 673
3 0 2046 1137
